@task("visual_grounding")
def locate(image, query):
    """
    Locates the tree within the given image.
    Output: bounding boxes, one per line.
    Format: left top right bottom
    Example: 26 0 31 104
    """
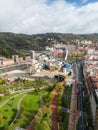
56 82 64 90
41 121 50 130
0 86 3 93
0 96 2 101
0 113 3 123
35 106 52 130
35 120 50 130
36 109 43 123
3 125 10 130
68 71 72 76
0 78 6 86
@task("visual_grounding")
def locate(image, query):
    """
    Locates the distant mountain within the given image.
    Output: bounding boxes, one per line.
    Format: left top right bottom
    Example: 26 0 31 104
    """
0 32 98 57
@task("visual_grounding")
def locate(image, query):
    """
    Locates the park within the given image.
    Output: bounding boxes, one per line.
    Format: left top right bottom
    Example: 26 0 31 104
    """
0 74 72 130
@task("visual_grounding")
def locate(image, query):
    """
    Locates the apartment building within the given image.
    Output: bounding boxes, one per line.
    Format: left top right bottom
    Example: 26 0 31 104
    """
2 58 14 66
83 44 98 129
87 76 98 130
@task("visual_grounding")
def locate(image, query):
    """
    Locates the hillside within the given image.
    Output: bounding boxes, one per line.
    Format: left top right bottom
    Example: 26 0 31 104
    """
0 32 98 57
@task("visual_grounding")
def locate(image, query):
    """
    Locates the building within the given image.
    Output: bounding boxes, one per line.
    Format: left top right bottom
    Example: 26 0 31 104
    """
12 55 19 63
0 58 3 66
90 89 98 130
2 58 14 66
61 63 71 74
87 76 98 129
86 47 96 55
24 56 32 62
53 44 76 52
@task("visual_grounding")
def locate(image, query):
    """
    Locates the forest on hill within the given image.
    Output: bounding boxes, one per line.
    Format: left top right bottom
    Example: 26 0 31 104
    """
0 32 98 57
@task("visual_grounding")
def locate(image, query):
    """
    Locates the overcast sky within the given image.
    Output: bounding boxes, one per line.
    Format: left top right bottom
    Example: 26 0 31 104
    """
0 0 98 34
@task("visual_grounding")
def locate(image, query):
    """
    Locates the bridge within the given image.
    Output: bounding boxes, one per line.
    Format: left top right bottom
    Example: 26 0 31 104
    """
0 63 30 74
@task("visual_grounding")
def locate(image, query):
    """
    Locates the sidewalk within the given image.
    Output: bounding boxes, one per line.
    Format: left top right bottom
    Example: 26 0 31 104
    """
50 92 59 130
26 121 35 130
68 82 78 130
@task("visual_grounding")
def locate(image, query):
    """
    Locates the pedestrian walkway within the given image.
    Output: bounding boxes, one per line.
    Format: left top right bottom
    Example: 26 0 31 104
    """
26 113 39 130
26 120 35 130
50 91 59 130
68 82 78 130
27 90 59 130
10 94 27 126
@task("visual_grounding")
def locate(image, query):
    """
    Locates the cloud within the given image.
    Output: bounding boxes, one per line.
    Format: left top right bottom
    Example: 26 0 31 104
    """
0 0 98 34
82 0 89 4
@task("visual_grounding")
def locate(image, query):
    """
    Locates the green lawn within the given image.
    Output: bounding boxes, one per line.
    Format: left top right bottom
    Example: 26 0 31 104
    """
0 93 24 129
63 87 72 109
63 113 69 130
61 87 72 130
8 92 40 130
65 87 72 95
65 98 71 109
0 89 50 130
22 92 39 110
0 93 16 104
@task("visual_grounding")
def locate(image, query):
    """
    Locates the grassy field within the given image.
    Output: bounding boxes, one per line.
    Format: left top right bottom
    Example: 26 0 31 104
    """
61 87 72 130
8 91 40 130
0 93 16 104
0 93 24 129
63 87 72 109
65 87 72 95
0 88 51 130
63 113 69 130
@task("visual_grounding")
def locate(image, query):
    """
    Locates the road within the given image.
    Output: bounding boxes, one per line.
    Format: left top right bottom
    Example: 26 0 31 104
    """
76 62 88 130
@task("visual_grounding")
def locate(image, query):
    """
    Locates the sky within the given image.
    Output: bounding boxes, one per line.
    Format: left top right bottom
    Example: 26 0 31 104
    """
0 0 98 34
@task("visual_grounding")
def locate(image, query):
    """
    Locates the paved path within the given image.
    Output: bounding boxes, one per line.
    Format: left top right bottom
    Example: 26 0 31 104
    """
68 82 78 130
68 65 79 130
9 94 27 126
50 92 59 130
40 94 44 107
0 88 35 109
0 93 23 108
26 119 35 130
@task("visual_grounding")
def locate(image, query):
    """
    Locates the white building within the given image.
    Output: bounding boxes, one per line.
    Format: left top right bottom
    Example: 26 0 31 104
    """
90 89 98 130
87 48 95 55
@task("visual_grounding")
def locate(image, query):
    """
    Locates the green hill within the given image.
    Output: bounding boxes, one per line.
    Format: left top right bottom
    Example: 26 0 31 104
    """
0 32 98 57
